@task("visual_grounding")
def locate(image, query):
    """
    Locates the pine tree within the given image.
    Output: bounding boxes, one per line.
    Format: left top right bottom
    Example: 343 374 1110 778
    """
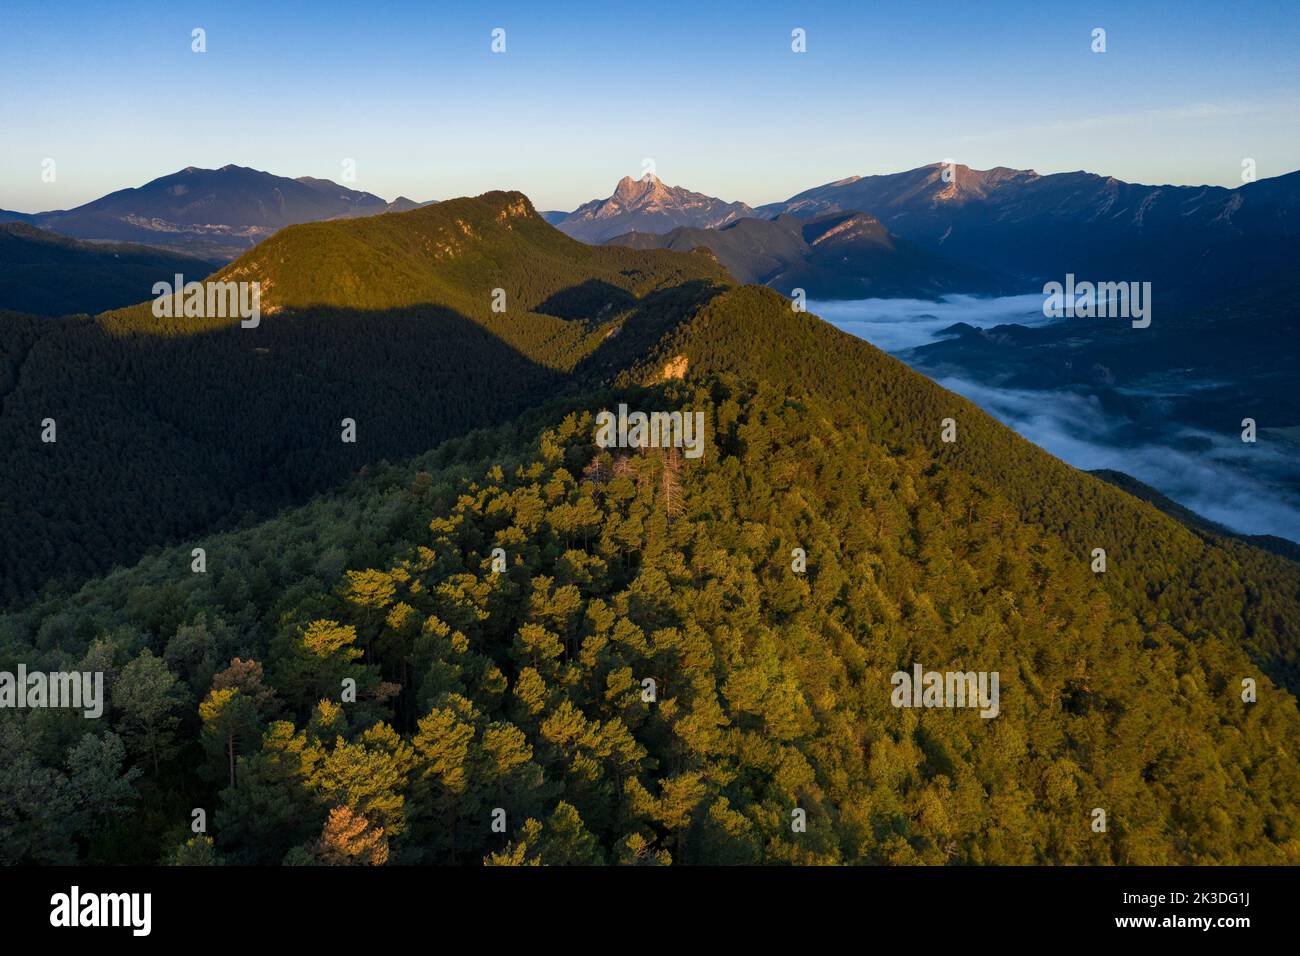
112 649 185 774
313 806 388 866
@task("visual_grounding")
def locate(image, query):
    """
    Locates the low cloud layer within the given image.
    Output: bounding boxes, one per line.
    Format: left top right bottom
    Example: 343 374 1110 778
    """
810 293 1051 353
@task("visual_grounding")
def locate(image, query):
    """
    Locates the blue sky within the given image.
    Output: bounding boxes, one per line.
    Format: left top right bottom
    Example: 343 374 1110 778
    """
2 0 1297 212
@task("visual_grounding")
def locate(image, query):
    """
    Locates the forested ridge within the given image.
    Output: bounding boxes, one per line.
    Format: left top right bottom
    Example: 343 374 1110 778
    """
0 193 727 600
1 194 1297 866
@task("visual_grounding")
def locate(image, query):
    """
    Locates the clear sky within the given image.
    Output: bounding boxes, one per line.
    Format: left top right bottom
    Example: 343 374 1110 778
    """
2 0 1297 212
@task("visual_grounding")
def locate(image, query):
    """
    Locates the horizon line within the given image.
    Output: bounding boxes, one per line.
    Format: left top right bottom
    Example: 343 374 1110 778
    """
5 160 1299 217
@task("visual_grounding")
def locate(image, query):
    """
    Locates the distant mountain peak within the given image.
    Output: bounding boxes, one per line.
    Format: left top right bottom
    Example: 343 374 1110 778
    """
478 189 537 221
616 172 661 188
557 175 754 243
612 173 674 206
23 165 431 261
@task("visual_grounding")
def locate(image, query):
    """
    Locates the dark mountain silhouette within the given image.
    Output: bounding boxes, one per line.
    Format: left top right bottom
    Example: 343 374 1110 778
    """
906 273 1300 432
760 163 1300 305
0 165 433 261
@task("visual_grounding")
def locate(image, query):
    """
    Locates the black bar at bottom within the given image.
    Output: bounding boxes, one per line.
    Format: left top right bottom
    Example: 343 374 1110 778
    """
0 864 1284 942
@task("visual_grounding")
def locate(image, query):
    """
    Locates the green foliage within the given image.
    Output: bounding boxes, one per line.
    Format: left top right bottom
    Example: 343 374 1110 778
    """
112 649 186 773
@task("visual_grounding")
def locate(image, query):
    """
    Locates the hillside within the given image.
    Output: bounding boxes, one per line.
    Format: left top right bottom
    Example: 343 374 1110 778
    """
6 195 1298 695
628 284 1300 692
1090 469 1300 563
607 212 1014 298
0 222 220 316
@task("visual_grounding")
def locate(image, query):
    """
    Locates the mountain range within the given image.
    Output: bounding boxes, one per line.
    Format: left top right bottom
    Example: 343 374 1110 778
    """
757 163 1300 306
543 162 1300 305
3 161 1297 543
4 164 1296 541
7 161 1299 307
